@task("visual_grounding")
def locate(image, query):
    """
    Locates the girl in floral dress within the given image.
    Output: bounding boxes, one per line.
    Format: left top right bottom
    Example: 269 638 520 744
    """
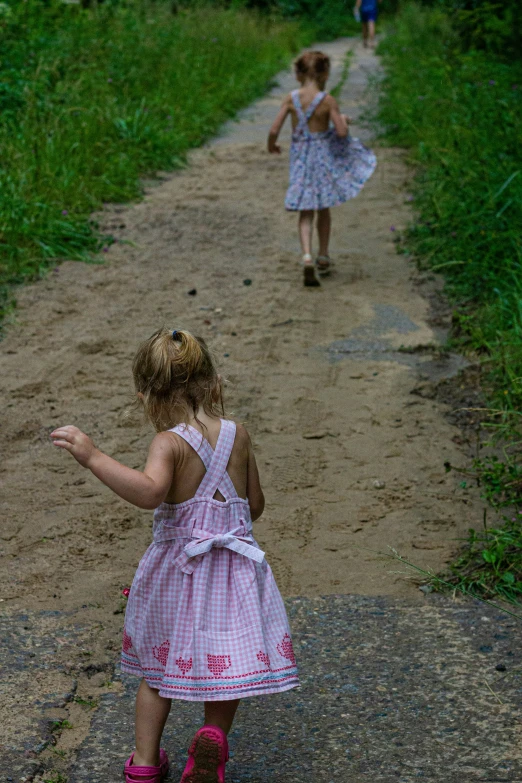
268 50 376 286
51 328 299 783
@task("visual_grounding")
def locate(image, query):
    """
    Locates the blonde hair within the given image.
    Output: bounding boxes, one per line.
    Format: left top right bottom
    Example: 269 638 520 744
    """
132 327 224 431
295 50 330 87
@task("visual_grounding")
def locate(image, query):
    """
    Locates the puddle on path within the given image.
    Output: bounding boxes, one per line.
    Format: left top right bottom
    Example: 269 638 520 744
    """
323 303 468 382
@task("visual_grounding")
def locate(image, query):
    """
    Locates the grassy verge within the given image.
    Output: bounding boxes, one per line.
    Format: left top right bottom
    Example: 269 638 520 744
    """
377 3 522 604
0 0 307 322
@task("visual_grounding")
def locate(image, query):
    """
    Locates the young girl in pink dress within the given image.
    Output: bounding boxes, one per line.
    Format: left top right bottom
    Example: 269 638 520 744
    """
51 328 299 783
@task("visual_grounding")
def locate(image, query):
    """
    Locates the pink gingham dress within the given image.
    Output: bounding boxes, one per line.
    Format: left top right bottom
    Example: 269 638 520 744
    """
121 419 299 701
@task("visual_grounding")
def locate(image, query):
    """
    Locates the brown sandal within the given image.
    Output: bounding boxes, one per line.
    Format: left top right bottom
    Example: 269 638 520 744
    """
316 255 332 276
303 254 320 287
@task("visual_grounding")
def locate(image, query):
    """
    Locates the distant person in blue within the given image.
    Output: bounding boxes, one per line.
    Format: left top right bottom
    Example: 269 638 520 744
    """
354 0 381 48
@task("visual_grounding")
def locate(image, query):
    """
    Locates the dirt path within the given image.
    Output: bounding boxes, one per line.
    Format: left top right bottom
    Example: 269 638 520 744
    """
2 38 516 782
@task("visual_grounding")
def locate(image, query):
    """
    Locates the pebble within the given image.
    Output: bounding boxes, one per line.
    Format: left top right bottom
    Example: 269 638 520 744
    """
372 479 386 489
187 288 197 296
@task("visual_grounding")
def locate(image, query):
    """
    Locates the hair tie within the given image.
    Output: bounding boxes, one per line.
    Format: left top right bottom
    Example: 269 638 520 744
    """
172 330 180 340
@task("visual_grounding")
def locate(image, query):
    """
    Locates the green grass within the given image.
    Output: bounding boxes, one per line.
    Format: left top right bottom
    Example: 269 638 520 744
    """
0 0 306 321
447 515 522 604
331 50 354 99
378 4 522 410
377 3 522 604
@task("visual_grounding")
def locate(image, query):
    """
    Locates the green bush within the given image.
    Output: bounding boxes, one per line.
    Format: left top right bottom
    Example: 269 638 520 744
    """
271 0 359 39
421 0 522 56
0 0 305 320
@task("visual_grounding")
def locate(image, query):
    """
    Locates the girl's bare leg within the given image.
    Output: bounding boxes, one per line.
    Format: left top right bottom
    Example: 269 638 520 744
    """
317 208 331 257
298 210 314 260
362 21 369 46
204 699 241 734
368 20 376 46
133 679 172 767
299 210 320 285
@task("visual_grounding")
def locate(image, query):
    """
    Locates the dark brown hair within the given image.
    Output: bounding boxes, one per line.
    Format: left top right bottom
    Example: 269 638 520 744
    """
294 50 331 86
132 328 224 431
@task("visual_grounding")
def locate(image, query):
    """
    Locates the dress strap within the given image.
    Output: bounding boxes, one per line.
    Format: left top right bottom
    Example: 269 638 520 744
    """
171 421 237 500
291 89 307 127
172 424 212 469
304 91 326 120
195 420 238 500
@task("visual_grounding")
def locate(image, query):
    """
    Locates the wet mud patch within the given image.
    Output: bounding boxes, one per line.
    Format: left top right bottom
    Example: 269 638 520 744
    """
323 303 469 384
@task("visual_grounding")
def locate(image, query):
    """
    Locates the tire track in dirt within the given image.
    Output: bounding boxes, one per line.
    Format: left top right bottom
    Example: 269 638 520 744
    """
0 38 490 779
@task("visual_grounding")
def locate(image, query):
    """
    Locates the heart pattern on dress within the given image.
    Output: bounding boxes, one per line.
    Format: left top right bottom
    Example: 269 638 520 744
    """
256 651 271 669
207 654 232 677
176 656 193 674
122 629 132 653
276 634 296 665
152 640 170 667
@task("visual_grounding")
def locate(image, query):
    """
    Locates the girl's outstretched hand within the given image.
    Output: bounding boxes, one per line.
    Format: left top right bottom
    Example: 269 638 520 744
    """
51 425 97 468
50 428 175 509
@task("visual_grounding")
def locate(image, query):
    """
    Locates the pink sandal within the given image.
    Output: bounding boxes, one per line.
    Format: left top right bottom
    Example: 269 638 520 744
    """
180 725 229 783
123 748 169 783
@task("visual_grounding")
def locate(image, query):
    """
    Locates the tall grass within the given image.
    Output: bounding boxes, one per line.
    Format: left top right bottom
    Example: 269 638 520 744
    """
0 0 305 320
378 3 522 603
378 4 522 410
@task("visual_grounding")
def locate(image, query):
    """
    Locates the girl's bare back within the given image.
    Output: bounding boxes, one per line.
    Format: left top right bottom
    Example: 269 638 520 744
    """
164 418 252 504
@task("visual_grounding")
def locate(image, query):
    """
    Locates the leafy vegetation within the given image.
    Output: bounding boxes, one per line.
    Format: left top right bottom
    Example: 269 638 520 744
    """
0 0 307 322
448 516 522 604
378 3 522 604
270 0 360 40
50 720 73 731
73 695 98 708
423 0 522 56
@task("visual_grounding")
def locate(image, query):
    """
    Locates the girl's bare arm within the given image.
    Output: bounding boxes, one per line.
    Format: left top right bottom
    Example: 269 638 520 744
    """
51 426 176 509
327 95 350 137
267 95 291 154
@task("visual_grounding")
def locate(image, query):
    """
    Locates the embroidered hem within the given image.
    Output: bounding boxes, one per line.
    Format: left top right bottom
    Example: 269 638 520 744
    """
120 655 299 701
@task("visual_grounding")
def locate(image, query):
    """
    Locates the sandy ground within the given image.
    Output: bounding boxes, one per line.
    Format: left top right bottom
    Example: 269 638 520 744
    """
0 38 494 780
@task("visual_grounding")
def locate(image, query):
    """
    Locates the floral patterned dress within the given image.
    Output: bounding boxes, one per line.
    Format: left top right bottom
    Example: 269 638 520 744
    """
285 90 376 212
